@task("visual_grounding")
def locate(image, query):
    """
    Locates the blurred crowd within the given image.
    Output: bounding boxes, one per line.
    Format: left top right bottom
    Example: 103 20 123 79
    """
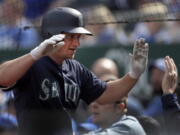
0 0 180 49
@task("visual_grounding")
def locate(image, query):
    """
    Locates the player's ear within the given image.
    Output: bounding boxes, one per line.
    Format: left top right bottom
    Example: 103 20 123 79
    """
115 101 127 115
119 103 125 109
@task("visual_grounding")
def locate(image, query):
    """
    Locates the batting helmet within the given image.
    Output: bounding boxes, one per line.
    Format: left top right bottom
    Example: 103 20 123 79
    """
41 7 92 39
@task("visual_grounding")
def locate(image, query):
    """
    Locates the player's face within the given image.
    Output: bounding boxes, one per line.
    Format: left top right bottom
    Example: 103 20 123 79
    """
89 101 117 126
59 33 81 59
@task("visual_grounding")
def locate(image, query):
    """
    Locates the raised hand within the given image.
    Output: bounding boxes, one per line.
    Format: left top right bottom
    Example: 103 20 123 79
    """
30 34 65 60
129 38 149 79
162 56 178 94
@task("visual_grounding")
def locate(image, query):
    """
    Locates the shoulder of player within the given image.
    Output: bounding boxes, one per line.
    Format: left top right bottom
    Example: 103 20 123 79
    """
32 56 58 68
64 59 83 68
65 59 80 64
111 115 146 134
112 115 141 128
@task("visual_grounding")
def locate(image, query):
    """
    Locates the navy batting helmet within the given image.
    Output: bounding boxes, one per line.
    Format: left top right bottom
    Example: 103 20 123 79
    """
41 7 92 39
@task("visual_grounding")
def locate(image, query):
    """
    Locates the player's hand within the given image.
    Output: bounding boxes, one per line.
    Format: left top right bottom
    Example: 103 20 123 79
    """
162 56 178 94
30 34 65 60
129 38 149 79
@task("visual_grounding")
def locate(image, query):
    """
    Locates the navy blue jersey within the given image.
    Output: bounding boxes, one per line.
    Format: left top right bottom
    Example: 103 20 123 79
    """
13 56 106 135
161 94 180 135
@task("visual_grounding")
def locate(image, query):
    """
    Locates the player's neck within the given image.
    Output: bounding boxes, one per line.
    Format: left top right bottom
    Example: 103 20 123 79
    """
49 54 64 65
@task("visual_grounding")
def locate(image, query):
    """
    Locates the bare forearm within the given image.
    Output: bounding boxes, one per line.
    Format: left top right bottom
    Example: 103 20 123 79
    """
96 73 138 104
0 53 35 87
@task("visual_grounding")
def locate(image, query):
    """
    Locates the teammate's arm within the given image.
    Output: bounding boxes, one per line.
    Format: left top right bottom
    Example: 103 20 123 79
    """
96 38 149 104
0 34 65 88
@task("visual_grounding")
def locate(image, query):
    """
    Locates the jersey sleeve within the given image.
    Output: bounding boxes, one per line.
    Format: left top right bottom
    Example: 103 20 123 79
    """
77 62 107 104
83 116 146 135
161 94 180 134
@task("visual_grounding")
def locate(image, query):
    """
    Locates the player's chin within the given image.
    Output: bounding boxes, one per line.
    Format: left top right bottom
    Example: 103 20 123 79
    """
67 54 75 59
92 117 100 124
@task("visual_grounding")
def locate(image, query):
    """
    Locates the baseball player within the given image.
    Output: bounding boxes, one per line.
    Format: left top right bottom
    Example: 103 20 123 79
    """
0 7 149 135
